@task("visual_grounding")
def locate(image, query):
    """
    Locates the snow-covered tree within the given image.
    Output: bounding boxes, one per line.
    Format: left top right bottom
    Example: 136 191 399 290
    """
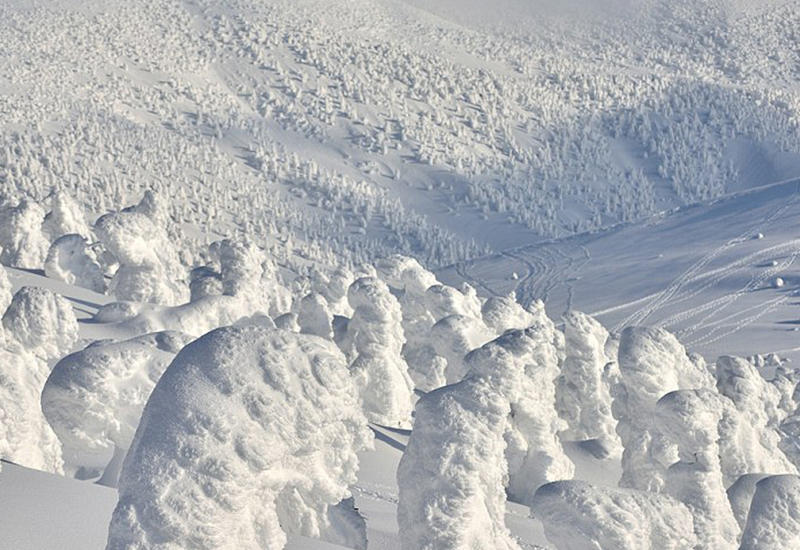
556 311 619 454
613 326 715 492
0 199 50 269
739 475 800 550
2 286 79 361
0 345 64 473
107 326 371 550
94 208 188 305
44 234 105 293
531 480 697 550
397 341 522 550
654 389 740 547
714 355 796 483
341 276 414 427
41 331 192 485
43 190 92 241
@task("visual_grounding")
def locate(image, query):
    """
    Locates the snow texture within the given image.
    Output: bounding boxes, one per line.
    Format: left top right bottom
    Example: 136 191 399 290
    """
106 326 371 550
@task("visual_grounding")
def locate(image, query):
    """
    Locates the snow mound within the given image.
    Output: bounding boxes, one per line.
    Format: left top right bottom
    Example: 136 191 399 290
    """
531 480 697 550
739 475 800 550
107 326 371 550
480 293 537 334
41 331 193 484
2 286 78 361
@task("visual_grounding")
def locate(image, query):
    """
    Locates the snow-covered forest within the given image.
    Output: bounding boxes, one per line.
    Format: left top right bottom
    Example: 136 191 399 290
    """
3 0 800 548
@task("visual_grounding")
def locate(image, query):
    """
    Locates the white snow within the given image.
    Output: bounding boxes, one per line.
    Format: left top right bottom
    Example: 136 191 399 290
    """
107 326 372 550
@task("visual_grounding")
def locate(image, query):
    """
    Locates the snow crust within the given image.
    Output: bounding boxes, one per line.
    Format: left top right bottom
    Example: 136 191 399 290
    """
107 326 371 550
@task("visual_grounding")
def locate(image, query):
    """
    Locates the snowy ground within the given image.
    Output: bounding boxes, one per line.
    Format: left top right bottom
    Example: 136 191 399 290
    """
442 177 800 364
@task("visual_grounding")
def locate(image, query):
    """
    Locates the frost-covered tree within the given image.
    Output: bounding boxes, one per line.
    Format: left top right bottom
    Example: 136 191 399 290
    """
94 208 188 305
715 356 797 483
397 341 523 550
531 480 697 550
0 345 64 473
655 389 740 548
2 286 79 361
341 276 414 427
0 264 11 313
44 234 105 293
0 199 50 269
613 326 715 492
43 190 92 241
295 292 333 339
500 322 574 503
106 326 371 550
556 311 619 454
739 475 800 550
429 313 494 386
41 331 192 485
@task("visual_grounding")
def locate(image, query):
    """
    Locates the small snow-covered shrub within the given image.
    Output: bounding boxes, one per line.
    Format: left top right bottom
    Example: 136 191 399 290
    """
532 480 697 550
106 326 371 550
41 331 192 484
2 286 78 361
44 234 105 292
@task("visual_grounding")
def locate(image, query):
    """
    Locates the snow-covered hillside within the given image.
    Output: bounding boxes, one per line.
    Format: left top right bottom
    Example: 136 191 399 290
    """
3 0 800 548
